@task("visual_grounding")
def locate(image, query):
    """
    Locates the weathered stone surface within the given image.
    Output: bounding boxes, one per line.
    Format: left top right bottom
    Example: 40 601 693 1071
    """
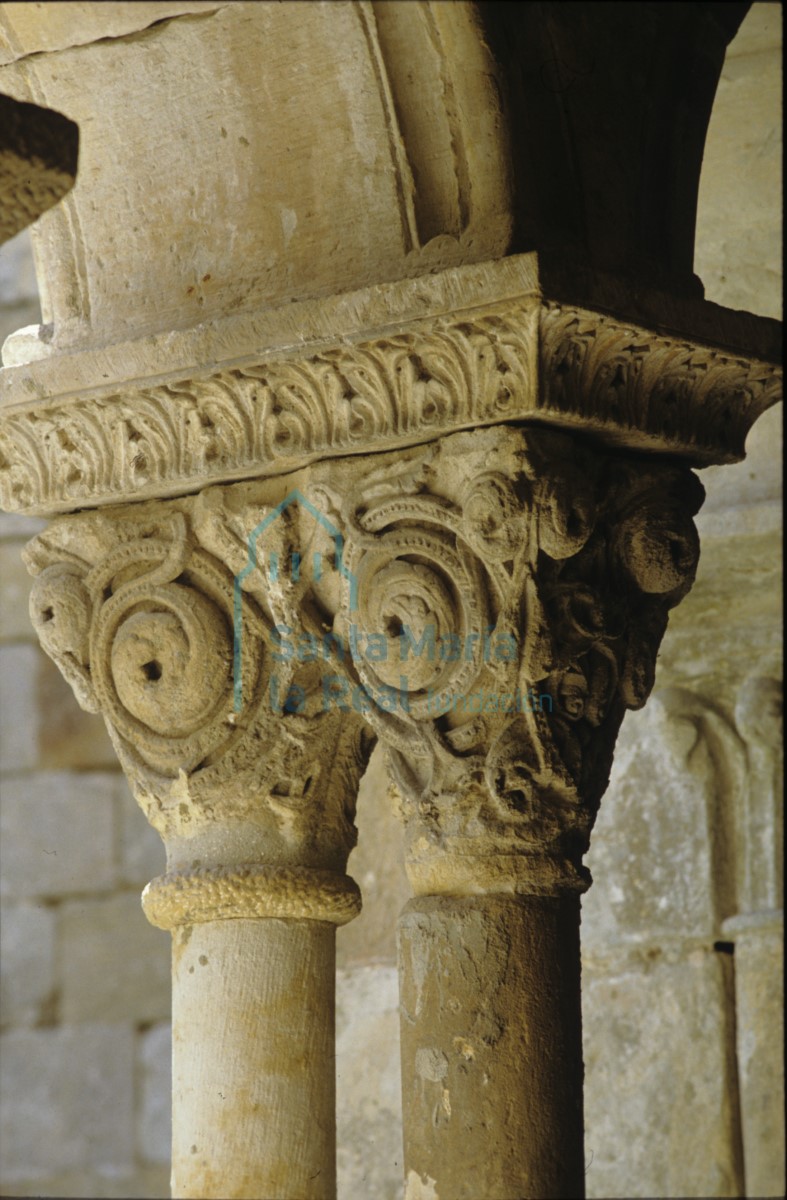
695 3 783 321
337 746 410 969
733 675 784 917
655 521 782 709
336 966 402 1200
13 379 731 1200
335 964 403 1200
399 895 584 1200
0 1 512 353
0 1024 135 1179
171 918 336 1200
582 692 737 947
583 947 743 1199
0 0 221 64
724 916 785 1198
0 252 780 516
59 892 170 1024
0 8 781 1200
0 642 38 770
22 423 706 903
137 1022 172 1167
0 901 56 1027
0 770 116 897
0 539 34 640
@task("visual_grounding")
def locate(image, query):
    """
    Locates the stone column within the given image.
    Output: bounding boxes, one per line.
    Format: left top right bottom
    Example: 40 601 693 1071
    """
23 495 374 1200
357 421 707 1200
159 904 344 1199
398 894 583 1199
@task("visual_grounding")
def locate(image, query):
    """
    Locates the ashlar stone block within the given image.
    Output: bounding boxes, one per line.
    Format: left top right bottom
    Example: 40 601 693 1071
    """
0 1167 169 1199
59 892 170 1024
36 649 119 769
0 642 39 772
0 900 56 1027
0 540 35 642
0 1 220 65
118 778 167 888
583 947 743 1199
0 1024 135 1180
582 692 736 947
0 771 116 898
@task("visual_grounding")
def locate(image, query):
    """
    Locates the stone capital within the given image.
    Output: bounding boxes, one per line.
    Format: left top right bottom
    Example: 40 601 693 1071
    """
25 420 706 899
23 493 375 927
0 92 79 243
11 253 781 905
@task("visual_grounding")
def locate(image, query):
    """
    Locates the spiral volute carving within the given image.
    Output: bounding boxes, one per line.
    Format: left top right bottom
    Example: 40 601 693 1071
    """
346 507 491 719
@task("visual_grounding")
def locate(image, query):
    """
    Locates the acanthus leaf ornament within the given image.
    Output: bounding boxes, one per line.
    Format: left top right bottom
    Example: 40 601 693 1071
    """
1 253 780 517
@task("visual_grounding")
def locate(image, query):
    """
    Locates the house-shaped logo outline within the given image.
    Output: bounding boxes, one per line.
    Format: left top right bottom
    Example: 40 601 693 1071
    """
232 488 358 711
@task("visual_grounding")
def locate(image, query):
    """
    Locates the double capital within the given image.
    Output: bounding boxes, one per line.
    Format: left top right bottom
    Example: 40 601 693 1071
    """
4 255 780 917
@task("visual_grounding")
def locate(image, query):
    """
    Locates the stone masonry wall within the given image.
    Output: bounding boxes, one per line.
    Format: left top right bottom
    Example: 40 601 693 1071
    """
1 230 171 1195
581 8 783 1196
1 234 171 1198
0 6 782 1198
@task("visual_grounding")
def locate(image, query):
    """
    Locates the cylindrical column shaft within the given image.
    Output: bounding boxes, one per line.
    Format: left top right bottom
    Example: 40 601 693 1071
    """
398 894 584 1200
171 917 337 1200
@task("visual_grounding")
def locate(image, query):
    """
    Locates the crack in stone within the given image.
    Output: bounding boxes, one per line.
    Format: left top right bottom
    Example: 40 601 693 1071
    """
0 6 228 68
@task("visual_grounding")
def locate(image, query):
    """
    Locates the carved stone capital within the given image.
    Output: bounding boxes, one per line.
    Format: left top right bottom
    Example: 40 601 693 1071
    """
24 498 375 916
328 425 704 895
25 421 705 898
0 93 79 244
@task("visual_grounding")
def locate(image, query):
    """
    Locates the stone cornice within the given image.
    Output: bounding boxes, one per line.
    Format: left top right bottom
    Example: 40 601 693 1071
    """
0 254 781 516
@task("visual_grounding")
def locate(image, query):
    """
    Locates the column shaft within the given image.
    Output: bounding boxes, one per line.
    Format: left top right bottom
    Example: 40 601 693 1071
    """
398 895 584 1200
171 917 337 1200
